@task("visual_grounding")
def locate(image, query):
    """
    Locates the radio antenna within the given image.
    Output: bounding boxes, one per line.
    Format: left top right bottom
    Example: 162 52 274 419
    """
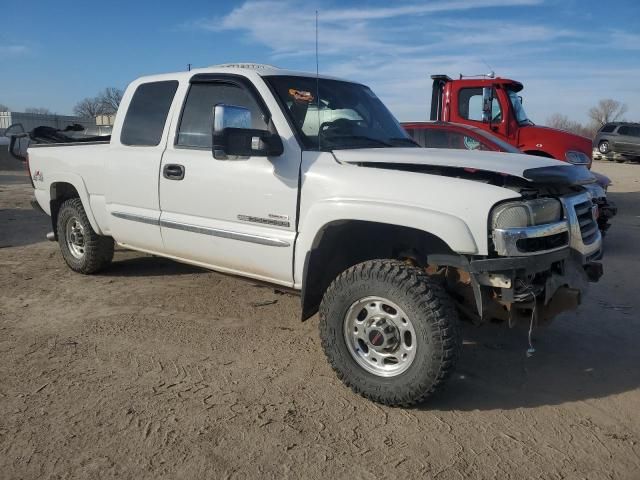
316 10 321 151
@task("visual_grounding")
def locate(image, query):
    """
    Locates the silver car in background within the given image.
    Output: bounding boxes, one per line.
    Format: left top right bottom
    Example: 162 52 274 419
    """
593 122 640 163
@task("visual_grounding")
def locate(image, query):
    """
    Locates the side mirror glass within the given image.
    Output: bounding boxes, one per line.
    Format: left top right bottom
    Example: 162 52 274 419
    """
212 104 283 160
481 87 493 123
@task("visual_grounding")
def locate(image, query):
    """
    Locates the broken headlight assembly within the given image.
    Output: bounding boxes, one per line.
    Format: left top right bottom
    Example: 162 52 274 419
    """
491 198 569 256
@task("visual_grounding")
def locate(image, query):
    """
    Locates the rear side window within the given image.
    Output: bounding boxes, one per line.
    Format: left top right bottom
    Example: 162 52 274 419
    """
121 81 178 146
177 82 267 148
600 124 616 133
426 129 490 150
617 126 640 137
406 127 491 150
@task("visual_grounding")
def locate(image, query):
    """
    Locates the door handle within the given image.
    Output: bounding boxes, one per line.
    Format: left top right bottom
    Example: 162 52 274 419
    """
163 164 185 180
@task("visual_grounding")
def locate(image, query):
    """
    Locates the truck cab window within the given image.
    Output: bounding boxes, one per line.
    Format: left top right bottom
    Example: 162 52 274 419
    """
177 83 267 148
121 81 178 146
459 88 501 123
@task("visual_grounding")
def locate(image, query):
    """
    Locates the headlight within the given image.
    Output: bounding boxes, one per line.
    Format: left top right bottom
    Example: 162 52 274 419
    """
492 198 563 229
565 150 591 165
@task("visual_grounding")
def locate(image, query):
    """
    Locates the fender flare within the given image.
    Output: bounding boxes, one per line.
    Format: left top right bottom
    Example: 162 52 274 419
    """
47 172 102 235
294 198 478 287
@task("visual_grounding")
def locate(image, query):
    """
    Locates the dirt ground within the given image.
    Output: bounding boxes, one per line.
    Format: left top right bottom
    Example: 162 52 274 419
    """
1 161 639 479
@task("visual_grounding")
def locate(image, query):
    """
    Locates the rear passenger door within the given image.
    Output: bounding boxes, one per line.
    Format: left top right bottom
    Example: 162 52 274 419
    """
615 126 640 156
105 80 179 252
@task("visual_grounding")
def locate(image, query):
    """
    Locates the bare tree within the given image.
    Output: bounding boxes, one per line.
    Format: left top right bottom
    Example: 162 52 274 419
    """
546 113 577 132
98 87 123 115
73 97 104 118
588 99 628 126
0 103 9 112
25 107 52 115
546 113 596 138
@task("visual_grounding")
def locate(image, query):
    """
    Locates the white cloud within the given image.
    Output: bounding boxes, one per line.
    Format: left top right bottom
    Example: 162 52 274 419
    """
184 0 640 123
0 45 29 58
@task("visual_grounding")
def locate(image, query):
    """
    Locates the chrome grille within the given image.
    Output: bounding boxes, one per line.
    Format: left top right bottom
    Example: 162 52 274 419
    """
574 200 598 245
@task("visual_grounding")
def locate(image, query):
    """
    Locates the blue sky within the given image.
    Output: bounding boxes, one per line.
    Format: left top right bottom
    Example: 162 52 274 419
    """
2 0 639 123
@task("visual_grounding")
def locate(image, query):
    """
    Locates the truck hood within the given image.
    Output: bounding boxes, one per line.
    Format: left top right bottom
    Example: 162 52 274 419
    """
518 124 593 156
333 148 595 185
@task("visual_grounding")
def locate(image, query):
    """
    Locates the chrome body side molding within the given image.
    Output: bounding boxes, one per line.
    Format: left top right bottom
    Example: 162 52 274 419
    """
111 211 290 247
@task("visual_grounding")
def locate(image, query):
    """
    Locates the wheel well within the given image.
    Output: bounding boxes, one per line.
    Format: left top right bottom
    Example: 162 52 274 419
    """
300 220 456 320
523 150 555 159
50 182 80 237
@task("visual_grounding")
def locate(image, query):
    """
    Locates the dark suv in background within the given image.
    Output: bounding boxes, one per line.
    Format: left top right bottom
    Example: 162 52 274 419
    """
593 122 640 163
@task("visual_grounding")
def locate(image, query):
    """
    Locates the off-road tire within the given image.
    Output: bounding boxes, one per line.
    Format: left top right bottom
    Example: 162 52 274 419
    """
57 198 114 274
319 259 461 407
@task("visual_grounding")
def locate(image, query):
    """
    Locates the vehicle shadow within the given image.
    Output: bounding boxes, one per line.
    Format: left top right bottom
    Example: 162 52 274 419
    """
102 253 206 277
0 208 50 248
423 310 640 411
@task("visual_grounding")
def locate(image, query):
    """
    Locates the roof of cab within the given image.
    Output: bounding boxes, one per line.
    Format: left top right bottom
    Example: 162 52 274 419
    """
133 63 349 84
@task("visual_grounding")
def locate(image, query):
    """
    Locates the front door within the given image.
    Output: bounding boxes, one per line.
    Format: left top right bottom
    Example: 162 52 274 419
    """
159 77 300 285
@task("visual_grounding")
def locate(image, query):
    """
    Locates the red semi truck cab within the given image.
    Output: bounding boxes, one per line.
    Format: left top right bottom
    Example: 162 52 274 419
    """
430 75 593 167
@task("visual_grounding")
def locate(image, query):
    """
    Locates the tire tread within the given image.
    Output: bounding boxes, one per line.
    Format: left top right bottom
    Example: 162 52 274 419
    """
57 198 114 274
319 259 461 407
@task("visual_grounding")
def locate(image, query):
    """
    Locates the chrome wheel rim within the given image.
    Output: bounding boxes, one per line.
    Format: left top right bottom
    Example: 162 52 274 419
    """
65 216 86 259
599 142 608 153
343 296 417 377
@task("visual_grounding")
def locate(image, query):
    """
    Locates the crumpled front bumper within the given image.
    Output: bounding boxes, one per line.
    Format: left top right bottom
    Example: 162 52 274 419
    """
429 247 603 325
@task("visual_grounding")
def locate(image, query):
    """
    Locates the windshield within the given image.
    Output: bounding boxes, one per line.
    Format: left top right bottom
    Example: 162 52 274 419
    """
508 90 532 125
265 75 417 151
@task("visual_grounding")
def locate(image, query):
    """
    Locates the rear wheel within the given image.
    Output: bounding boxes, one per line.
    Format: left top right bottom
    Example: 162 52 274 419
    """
319 260 461 406
598 140 610 154
57 198 114 274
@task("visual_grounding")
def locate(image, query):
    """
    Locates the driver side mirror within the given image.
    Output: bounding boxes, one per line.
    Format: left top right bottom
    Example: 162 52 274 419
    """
5 123 29 161
212 104 283 160
481 87 493 123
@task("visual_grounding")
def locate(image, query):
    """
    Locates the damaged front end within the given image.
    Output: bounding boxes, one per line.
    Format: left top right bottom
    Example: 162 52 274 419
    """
429 190 603 327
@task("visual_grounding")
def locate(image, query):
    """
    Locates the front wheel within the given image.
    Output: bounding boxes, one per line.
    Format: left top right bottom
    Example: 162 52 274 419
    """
57 198 114 274
319 260 461 406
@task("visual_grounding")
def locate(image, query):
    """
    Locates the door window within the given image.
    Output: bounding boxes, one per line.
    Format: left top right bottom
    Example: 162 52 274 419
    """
458 88 501 123
177 82 268 148
121 81 178 146
424 129 490 150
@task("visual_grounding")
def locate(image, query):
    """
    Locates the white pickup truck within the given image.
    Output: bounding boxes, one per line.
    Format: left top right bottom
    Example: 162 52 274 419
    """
9 63 604 406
